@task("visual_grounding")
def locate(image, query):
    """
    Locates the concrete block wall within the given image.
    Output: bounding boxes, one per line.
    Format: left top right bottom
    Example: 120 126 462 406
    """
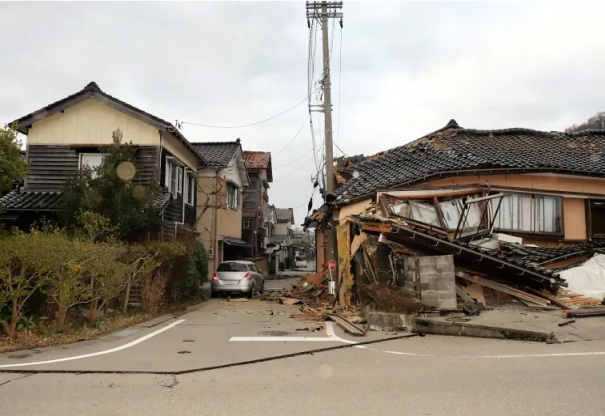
404 255 457 310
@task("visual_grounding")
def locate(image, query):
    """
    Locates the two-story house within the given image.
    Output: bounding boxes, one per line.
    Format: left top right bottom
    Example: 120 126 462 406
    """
241 151 273 258
0 82 206 238
272 208 295 264
190 140 250 280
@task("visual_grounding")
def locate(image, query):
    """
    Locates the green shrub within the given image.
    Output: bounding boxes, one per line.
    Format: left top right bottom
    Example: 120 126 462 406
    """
181 240 209 298
0 224 187 335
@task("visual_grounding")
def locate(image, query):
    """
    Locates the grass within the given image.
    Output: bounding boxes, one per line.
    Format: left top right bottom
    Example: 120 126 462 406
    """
0 297 206 354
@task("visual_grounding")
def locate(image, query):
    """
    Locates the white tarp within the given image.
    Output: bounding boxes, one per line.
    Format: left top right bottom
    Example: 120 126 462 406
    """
560 254 605 301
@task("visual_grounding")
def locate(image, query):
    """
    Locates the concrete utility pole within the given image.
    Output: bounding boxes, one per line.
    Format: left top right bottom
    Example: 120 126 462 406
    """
306 1 343 285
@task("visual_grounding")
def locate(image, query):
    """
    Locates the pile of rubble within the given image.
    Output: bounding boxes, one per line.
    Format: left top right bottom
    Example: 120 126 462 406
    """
262 268 367 336
347 193 605 319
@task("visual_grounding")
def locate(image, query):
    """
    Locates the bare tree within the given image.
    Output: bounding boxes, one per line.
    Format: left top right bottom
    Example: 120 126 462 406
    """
566 111 605 133
194 165 238 230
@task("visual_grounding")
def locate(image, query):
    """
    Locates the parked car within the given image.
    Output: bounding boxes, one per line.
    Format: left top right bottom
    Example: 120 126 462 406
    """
295 256 307 270
211 260 265 298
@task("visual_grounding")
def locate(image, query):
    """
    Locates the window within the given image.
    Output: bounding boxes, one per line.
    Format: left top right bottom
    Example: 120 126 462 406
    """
165 159 182 198
408 201 441 227
493 193 562 234
438 198 485 232
185 174 195 205
217 262 247 272
80 153 105 177
227 183 239 210
243 220 250 229
177 167 183 194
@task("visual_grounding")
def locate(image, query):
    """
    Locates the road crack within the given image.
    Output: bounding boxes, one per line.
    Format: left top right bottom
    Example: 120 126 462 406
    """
0 373 34 388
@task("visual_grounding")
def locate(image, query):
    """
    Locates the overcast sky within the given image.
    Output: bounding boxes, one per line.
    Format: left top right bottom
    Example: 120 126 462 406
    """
1 2 604 226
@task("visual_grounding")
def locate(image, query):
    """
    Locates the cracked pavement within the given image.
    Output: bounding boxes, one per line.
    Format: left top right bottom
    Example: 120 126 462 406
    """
2 280 605 415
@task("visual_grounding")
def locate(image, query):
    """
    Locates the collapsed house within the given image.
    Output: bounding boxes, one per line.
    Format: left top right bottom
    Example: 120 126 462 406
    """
303 120 605 321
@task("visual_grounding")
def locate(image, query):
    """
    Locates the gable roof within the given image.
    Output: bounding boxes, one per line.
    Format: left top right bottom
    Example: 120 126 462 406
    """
276 208 295 223
12 81 207 165
190 140 242 167
335 119 605 205
244 151 273 182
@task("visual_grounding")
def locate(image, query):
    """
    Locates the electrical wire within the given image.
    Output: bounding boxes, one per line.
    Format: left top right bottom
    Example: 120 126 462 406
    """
272 114 310 158
273 154 315 184
334 141 348 158
179 82 322 130
336 24 343 148
273 149 314 170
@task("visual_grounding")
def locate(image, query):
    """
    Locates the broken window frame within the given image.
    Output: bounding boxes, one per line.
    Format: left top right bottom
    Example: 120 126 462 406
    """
491 192 563 236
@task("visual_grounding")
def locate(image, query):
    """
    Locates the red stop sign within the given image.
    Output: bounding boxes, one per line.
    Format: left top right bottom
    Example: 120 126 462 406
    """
328 259 337 271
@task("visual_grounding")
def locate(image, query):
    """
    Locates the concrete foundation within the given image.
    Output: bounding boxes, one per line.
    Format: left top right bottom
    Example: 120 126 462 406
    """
365 311 414 331
414 317 554 342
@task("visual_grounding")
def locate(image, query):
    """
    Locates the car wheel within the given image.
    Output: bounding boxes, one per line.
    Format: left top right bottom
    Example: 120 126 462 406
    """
260 281 265 295
246 285 255 299
210 290 218 299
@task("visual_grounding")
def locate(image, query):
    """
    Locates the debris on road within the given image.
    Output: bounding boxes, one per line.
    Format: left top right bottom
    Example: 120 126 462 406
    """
228 297 249 303
562 307 605 319
326 313 366 336
558 319 576 327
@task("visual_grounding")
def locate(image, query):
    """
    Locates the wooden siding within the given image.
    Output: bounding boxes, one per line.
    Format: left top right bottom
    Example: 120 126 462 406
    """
135 146 160 183
242 174 260 219
184 186 196 227
26 145 80 191
26 145 160 191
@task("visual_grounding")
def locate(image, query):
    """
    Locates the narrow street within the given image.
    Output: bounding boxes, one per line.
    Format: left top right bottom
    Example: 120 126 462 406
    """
1 293 605 415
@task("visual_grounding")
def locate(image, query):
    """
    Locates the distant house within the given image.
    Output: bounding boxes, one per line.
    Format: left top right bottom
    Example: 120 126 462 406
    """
191 140 250 280
271 207 295 265
242 151 273 259
0 82 206 238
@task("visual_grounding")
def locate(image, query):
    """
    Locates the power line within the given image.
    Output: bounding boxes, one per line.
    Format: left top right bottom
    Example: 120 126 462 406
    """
273 149 313 170
272 114 310 158
336 25 343 148
334 141 348 158
273 154 315 183
179 82 322 129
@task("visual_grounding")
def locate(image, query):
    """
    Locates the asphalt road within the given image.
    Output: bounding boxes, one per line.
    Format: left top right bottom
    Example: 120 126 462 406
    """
2 344 604 416
2 284 605 415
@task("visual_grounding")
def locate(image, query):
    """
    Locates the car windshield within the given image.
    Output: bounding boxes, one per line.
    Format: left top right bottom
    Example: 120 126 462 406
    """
217 262 248 272
296 257 305 261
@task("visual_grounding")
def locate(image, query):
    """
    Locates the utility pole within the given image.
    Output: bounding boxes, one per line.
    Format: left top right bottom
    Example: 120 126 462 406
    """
306 1 343 295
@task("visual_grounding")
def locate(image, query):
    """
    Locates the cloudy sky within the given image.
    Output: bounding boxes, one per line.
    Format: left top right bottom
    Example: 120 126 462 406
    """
1 1 604 225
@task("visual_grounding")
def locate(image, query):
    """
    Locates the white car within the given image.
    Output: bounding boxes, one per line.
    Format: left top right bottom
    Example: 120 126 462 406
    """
295 257 307 269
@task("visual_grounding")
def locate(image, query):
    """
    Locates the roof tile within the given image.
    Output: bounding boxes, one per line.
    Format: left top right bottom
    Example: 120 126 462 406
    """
336 121 605 202
191 141 241 166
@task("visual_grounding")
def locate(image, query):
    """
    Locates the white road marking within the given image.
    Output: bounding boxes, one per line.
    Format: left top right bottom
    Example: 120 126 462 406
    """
233 322 605 360
230 337 337 342
0 319 186 368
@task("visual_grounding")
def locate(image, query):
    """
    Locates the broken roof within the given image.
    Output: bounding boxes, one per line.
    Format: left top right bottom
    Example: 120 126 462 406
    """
191 140 242 167
276 208 295 223
244 151 273 182
335 119 605 204
12 82 207 165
